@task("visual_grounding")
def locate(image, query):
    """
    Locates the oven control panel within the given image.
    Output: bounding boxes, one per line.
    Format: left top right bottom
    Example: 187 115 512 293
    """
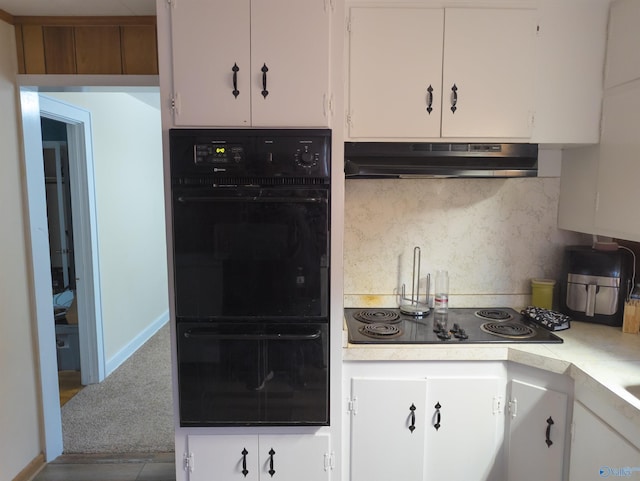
170 128 331 179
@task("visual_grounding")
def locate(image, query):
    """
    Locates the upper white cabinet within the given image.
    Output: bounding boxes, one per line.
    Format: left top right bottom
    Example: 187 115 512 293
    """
531 0 609 144
169 0 330 127
558 0 640 242
347 6 536 140
604 0 640 89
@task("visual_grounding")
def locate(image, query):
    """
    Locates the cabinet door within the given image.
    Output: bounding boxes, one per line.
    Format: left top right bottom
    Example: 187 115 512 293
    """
605 0 640 89
259 434 330 481
187 435 259 481
425 377 502 481
350 378 427 481
442 8 535 139
251 0 330 127
507 380 568 481
569 402 640 481
594 82 640 242
348 7 444 138
170 0 251 126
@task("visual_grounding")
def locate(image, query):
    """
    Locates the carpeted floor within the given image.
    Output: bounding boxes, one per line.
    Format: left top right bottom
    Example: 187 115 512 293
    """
61 323 174 454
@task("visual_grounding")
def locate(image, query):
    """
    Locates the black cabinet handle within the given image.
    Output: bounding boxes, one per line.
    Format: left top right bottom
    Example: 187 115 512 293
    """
409 404 416 433
268 448 276 477
434 402 442 431
232 63 240 99
545 416 554 447
261 63 269 98
450 84 458 113
241 448 249 477
426 85 434 114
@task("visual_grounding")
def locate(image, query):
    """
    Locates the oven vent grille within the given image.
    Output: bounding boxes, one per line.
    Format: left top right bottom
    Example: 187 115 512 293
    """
178 176 329 186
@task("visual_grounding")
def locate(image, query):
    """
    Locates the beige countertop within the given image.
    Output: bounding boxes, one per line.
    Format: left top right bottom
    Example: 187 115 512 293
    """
342 320 640 444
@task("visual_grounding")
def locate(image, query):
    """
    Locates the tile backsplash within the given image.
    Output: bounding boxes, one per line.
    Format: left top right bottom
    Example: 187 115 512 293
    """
343 177 590 309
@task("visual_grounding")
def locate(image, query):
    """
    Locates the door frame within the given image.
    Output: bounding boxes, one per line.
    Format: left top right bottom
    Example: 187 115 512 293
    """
19 90 104 461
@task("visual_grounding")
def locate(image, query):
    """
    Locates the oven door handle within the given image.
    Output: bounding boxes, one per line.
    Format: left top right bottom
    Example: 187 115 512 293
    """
183 329 322 341
177 196 326 203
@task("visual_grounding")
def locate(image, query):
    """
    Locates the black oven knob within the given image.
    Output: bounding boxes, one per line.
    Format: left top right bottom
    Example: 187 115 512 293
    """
296 148 317 168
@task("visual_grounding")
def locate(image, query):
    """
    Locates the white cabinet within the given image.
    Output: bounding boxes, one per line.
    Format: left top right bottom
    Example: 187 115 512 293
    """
506 379 569 481
604 0 640 89
170 0 330 127
348 376 502 481
593 82 640 241
347 6 535 140
185 434 331 481
558 0 640 242
569 402 640 481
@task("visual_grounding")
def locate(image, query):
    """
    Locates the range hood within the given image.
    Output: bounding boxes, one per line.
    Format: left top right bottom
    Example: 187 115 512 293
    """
344 142 538 178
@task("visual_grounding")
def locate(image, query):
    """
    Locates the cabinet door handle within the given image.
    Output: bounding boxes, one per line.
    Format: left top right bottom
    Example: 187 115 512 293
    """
409 403 416 432
232 63 240 99
241 448 249 477
434 402 442 431
268 448 276 477
261 63 269 98
426 85 434 114
450 84 458 113
545 416 554 447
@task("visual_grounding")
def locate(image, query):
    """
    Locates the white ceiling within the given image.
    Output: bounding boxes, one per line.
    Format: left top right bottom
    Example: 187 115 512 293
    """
0 0 155 17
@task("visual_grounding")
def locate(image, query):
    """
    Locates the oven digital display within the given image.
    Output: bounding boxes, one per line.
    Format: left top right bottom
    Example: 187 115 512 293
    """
194 144 244 165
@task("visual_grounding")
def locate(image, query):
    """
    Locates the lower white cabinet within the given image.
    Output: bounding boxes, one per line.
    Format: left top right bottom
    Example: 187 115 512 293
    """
185 434 331 481
348 376 502 481
569 402 640 480
506 379 568 481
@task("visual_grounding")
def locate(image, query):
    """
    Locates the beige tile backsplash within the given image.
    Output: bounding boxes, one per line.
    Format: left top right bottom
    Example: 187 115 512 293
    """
343 177 590 309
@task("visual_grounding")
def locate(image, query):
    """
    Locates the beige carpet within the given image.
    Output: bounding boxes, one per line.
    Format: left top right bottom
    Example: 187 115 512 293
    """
61 323 174 453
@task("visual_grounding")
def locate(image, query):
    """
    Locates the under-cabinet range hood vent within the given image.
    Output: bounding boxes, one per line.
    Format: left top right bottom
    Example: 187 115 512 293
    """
344 142 538 178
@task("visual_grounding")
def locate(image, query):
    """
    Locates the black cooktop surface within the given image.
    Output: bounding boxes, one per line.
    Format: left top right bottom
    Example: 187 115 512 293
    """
345 307 563 344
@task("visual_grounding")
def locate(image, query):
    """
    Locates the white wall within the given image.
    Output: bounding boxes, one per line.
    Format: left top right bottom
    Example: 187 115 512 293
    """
344 172 590 309
0 19 44 481
45 91 168 365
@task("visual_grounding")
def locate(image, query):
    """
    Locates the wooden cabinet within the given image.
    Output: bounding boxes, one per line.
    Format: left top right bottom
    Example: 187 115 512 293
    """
506 380 568 481
569 402 640 480
169 0 330 127
14 18 158 75
346 6 535 140
185 434 331 481
348 376 502 481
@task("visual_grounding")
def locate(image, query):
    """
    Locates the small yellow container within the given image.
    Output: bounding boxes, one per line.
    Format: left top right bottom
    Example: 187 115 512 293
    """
531 279 556 310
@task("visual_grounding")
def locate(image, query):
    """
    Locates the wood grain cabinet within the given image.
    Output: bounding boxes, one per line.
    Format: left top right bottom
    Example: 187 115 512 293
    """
168 0 330 127
346 6 536 140
14 18 158 75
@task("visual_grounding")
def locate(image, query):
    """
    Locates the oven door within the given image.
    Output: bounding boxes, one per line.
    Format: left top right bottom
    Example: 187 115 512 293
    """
177 321 329 426
171 186 329 320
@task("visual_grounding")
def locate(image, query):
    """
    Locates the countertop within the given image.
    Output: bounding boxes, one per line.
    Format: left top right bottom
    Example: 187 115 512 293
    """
342 319 640 445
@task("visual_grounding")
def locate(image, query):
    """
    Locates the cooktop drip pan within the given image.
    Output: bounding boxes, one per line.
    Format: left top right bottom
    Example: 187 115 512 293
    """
345 307 563 344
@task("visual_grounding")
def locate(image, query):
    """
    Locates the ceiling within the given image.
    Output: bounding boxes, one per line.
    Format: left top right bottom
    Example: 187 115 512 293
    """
0 0 155 17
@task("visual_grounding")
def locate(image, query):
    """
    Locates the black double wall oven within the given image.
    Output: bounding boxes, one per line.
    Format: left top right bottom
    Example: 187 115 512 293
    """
170 129 331 427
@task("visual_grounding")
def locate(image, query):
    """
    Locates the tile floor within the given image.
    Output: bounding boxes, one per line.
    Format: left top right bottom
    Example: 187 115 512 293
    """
32 453 176 481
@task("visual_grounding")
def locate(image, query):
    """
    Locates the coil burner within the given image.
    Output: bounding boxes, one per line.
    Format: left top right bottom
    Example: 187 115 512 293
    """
359 323 402 339
475 309 513 321
353 309 401 324
480 321 536 339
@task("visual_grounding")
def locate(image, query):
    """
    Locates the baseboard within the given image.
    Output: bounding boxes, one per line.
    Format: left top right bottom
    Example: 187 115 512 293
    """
13 453 45 481
105 311 169 376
